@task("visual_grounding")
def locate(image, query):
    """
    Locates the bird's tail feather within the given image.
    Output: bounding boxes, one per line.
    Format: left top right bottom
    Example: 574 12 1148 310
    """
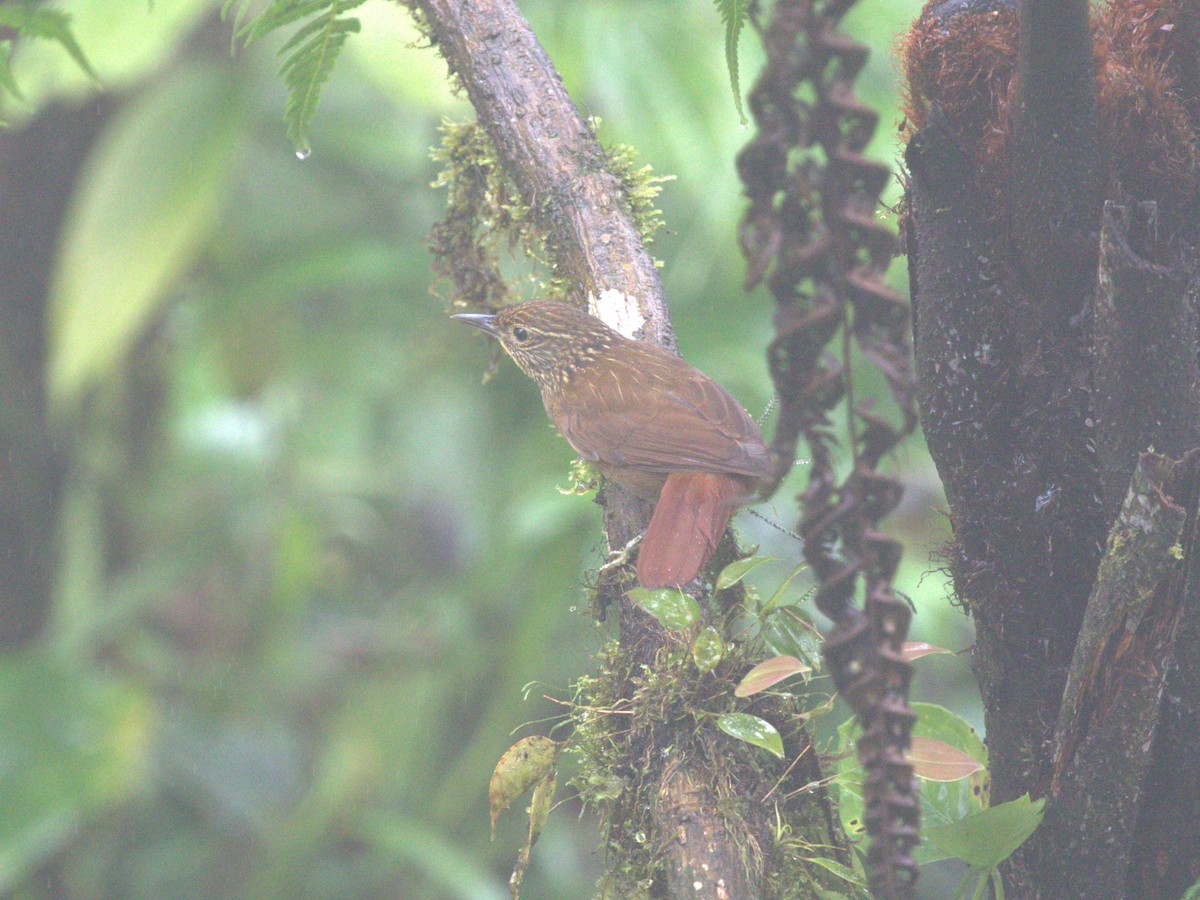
636 472 746 588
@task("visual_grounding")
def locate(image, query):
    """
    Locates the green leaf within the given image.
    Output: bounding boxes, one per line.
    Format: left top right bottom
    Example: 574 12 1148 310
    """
692 626 725 673
806 856 866 888
761 609 823 670
225 0 367 154
901 703 989 823
6 0 212 109
716 712 784 758
832 702 990 864
734 655 810 697
831 719 867 839
627 587 701 631
0 5 98 83
280 17 361 155
221 0 248 31
488 736 557 835
239 0 345 44
714 554 775 590
924 795 1045 870
0 652 152 892
950 868 979 900
712 0 749 125
48 61 245 411
527 771 556 848
760 561 810 614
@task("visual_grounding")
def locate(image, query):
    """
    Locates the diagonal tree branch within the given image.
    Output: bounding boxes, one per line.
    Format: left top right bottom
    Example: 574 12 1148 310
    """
407 1 847 896
410 0 671 344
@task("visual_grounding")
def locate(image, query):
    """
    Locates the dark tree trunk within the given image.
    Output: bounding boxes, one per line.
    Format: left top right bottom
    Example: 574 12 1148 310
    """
0 99 112 646
901 0 1200 895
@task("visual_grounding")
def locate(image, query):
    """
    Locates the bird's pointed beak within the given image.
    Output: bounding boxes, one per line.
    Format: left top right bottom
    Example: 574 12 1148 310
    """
451 312 500 337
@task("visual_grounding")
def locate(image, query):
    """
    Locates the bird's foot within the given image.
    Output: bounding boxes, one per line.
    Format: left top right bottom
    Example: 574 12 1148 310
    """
596 533 642 580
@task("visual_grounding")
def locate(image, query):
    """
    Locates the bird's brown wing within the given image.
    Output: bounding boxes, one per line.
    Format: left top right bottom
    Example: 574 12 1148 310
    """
554 349 770 478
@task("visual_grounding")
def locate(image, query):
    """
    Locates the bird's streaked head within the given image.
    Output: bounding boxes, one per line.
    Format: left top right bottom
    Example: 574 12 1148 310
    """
452 299 620 389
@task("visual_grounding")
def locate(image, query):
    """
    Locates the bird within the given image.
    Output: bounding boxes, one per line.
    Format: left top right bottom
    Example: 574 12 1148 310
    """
452 299 770 588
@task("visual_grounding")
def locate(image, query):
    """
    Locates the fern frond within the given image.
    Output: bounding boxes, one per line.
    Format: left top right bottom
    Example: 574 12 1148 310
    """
222 0 367 155
712 0 749 125
277 9 354 57
245 0 342 45
220 0 254 46
0 3 98 97
278 8 362 154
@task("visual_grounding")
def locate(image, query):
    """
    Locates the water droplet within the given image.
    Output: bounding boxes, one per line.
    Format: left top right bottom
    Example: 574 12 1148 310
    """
295 146 311 160
1036 485 1060 512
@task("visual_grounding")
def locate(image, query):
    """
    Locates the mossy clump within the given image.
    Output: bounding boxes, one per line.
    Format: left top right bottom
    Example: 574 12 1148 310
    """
566 632 836 898
602 137 675 256
557 457 602 497
429 120 567 310
430 120 677 313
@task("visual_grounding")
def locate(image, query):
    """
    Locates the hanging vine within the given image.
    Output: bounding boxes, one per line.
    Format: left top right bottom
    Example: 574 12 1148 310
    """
737 1 920 896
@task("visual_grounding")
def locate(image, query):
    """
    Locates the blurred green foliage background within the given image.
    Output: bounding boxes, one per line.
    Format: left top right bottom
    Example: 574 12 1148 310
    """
0 0 979 896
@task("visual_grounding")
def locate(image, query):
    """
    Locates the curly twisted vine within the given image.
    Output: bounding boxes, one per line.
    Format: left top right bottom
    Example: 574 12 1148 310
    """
738 1 920 895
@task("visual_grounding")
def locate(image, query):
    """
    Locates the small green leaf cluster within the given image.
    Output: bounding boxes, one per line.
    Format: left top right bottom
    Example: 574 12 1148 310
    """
561 560 841 896
223 0 368 155
727 556 823 673
704 556 1043 896
0 4 96 104
565 628 804 896
833 701 1043 898
488 735 558 898
603 139 675 251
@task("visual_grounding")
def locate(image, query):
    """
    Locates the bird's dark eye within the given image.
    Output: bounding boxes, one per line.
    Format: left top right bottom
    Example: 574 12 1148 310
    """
512 326 530 342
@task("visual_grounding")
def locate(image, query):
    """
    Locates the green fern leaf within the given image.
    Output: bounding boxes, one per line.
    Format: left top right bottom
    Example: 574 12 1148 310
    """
243 0 338 45
278 9 353 56
222 0 367 155
0 4 98 88
220 0 254 47
712 0 750 125
278 6 363 155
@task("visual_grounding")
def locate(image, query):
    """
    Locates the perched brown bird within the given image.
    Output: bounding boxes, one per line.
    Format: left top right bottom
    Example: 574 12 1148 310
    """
453 299 769 588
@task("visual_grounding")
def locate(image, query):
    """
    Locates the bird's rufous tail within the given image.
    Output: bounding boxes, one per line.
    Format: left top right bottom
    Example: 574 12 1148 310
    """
637 471 749 588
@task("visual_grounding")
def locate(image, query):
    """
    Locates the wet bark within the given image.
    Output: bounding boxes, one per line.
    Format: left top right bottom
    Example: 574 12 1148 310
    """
903 0 1200 895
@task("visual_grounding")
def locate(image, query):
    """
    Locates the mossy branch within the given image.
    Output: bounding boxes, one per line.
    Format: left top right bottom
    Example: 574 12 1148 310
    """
409 0 846 896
